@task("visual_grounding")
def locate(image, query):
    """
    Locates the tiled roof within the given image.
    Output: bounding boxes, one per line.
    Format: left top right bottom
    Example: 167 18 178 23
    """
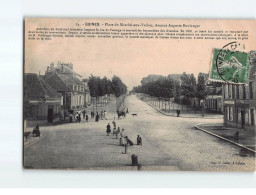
24 73 61 99
45 72 86 92
45 72 72 91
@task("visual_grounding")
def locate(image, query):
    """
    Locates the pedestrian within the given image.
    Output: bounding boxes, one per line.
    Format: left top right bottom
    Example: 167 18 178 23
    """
69 113 73 123
106 123 111 136
82 110 86 119
101 110 103 119
234 131 239 143
176 109 180 117
91 111 93 118
137 135 142 146
78 113 81 123
120 128 124 137
112 118 116 130
125 136 133 146
117 110 120 120
75 112 79 122
86 114 88 122
104 110 106 119
113 127 120 139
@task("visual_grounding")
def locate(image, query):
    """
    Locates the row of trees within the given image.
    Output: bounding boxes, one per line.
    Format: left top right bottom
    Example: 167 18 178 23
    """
132 72 209 105
86 75 127 111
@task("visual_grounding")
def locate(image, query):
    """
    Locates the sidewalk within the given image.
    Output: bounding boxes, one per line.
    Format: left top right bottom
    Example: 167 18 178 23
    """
24 133 46 148
195 123 256 153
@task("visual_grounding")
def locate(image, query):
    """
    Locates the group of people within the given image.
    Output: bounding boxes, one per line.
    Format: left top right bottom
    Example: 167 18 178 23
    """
106 117 143 147
69 110 89 123
69 109 108 123
91 110 107 122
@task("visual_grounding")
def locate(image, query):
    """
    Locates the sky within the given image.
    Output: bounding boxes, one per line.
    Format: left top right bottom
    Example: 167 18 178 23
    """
24 18 256 90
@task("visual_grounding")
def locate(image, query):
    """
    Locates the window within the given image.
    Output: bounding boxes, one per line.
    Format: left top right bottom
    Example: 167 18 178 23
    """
226 106 229 120
232 85 235 99
250 109 255 125
242 85 246 99
229 107 233 121
236 85 239 99
223 85 226 99
228 84 232 99
249 82 253 99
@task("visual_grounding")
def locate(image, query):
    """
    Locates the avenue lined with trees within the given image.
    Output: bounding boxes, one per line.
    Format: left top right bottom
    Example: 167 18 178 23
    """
131 72 210 112
87 75 127 111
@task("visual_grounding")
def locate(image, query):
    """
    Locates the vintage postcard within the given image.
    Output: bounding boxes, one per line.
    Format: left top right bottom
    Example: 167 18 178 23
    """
24 18 256 171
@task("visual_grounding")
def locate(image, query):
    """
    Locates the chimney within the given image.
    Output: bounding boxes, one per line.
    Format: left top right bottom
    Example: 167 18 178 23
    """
50 62 54 70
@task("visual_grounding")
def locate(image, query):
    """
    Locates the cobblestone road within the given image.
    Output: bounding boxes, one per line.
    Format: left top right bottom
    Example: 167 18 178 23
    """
24 95 255 171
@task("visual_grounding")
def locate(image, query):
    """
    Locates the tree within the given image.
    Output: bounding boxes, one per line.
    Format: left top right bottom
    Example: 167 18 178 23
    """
180 72 196 105
196 72 208 101
111 75 127 97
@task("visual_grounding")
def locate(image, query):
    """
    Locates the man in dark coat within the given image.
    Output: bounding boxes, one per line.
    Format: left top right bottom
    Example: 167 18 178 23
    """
82 110 86 119
106 123 111 136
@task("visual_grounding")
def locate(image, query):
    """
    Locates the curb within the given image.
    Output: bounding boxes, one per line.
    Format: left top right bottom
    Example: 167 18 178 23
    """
194 124 256 155
24 134 46 149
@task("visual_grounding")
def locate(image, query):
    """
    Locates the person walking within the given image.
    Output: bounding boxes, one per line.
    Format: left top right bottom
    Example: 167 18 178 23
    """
112 117 116 132
106 123 111 136
82 110 86 119
86 114 88 122
78 113 81 123
234 131 239 143
137 135 142 146
75 112 79 122
176 109 180 117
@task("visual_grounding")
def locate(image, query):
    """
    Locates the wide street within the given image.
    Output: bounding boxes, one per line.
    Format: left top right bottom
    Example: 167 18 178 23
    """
24 95 255 171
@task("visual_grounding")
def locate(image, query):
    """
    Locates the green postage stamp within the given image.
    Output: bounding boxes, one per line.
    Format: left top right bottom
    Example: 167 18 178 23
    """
209 43 250 84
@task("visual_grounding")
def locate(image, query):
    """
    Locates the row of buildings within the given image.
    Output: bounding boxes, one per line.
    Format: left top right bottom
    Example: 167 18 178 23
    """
204 51 256 131
24 62 91 126
191 51 256 131
223 52 256 130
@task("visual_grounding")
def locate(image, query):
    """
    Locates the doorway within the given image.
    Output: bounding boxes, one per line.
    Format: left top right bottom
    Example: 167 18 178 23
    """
48 105 54 123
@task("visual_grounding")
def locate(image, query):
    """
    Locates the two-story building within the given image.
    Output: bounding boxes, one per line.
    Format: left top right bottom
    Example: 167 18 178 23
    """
223 51 256 130
44 62 86 115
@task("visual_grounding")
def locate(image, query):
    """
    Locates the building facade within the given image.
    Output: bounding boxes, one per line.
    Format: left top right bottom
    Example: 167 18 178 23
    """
205 87 223 113
223 52 256 130
44 62 86 115
24 73 62 126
